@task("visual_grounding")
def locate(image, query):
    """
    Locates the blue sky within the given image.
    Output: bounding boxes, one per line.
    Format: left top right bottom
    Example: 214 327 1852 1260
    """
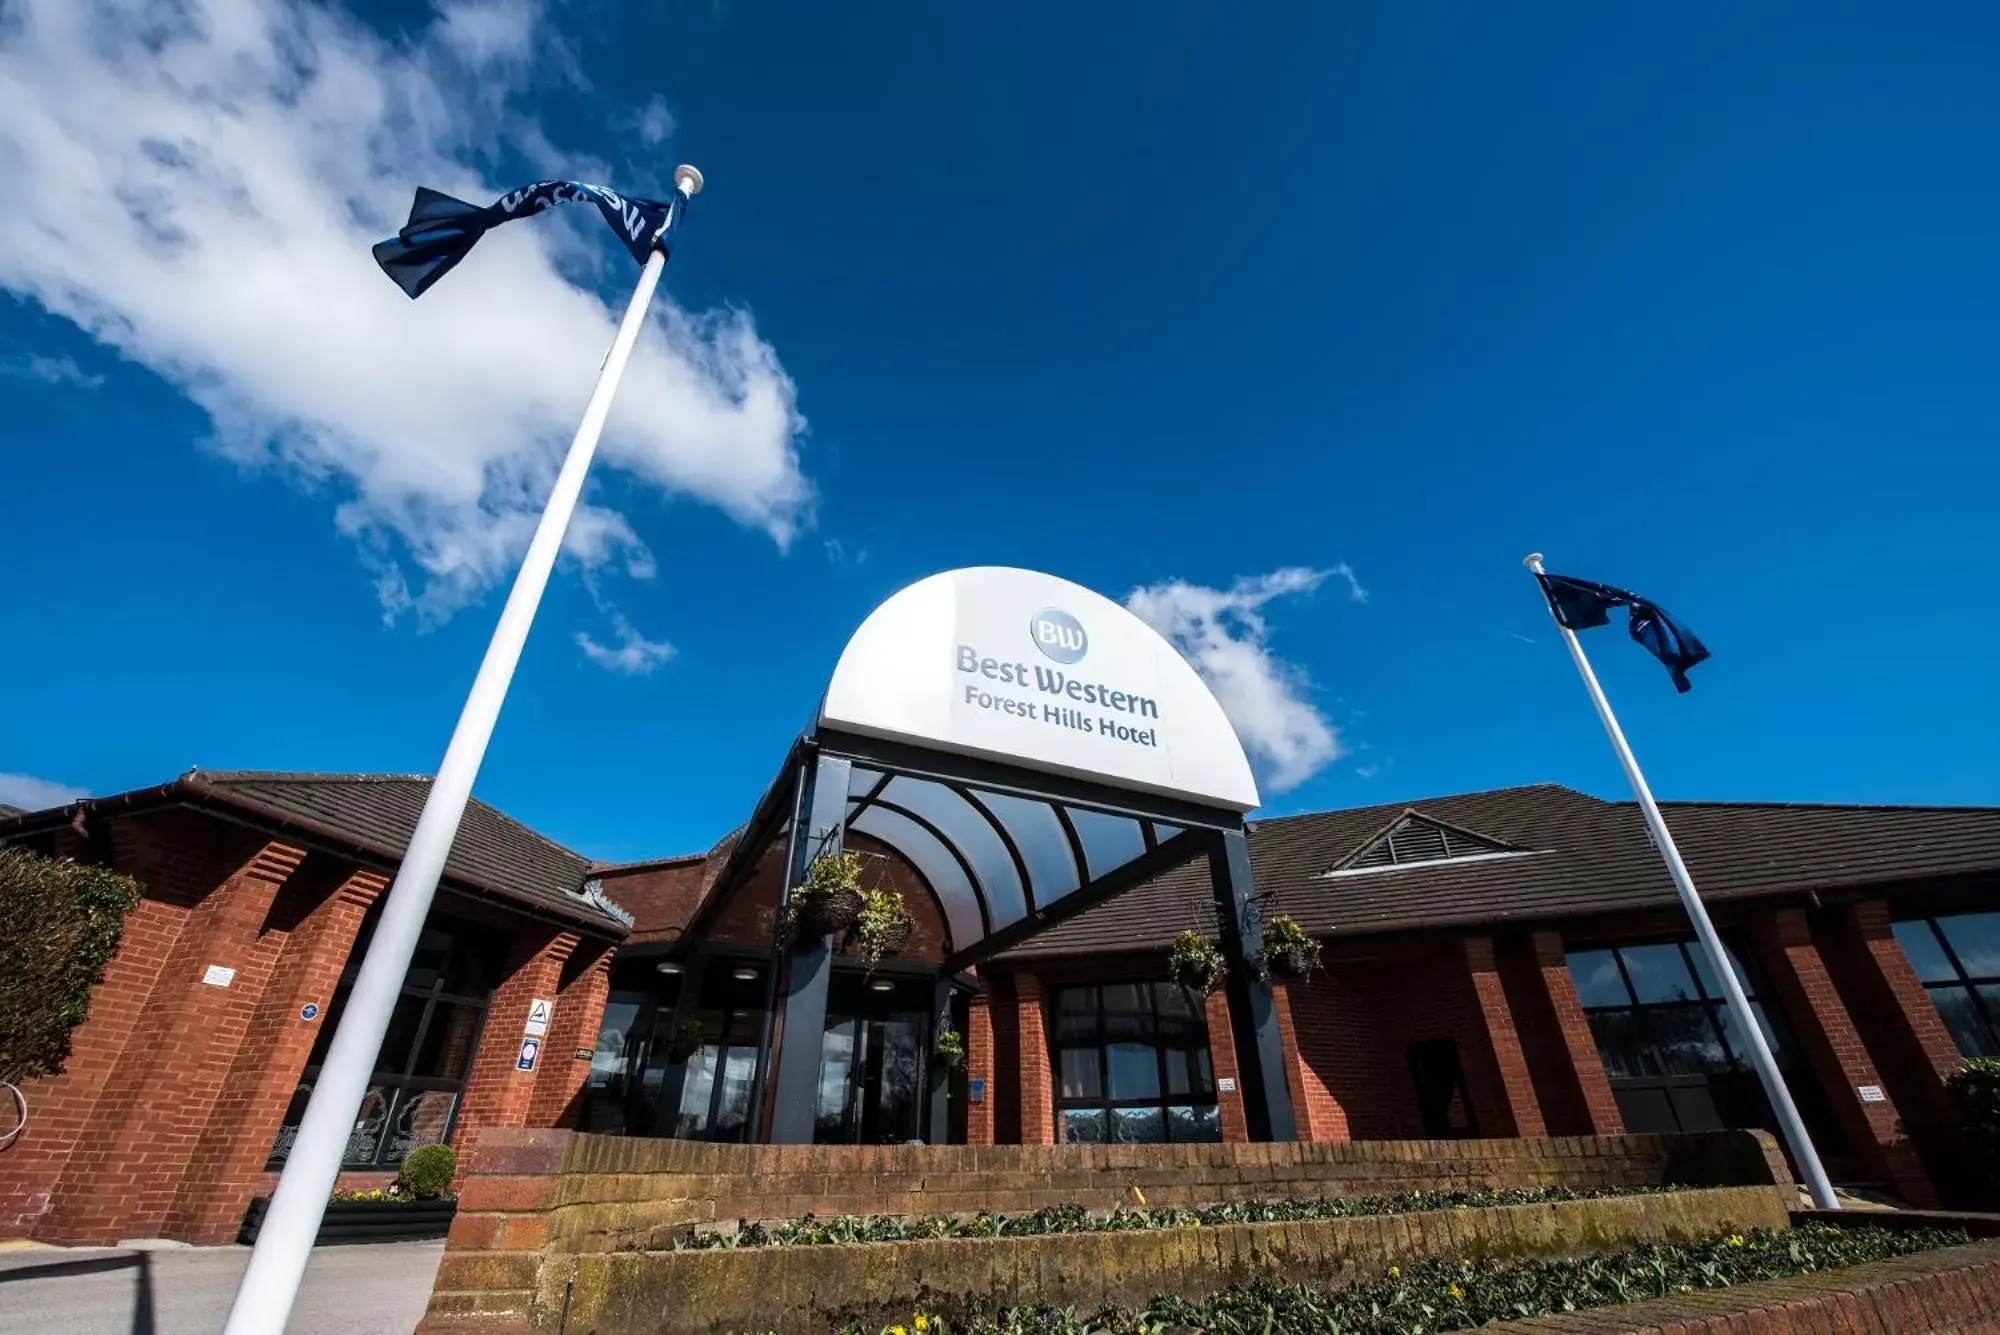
4 1 1999 861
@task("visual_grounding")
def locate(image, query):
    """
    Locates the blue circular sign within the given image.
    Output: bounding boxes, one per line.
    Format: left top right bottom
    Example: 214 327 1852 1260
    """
1029 608 1088 663
300 1002 320 1022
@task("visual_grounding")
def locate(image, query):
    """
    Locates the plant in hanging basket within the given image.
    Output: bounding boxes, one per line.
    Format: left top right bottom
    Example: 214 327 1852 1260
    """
1260 913 1322 980
852 888 914 969
1168 930 1228 996
665 1016 706 1061
791 850 866 937
935 1026 966 1070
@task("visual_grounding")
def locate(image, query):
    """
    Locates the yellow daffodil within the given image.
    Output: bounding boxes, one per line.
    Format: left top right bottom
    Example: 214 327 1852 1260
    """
1447 1282 1464 1300
916 1318 930 1333
1387 1265 1400 1279
1131 1186 1147 1207
888 1326 908 1335
1727 1234 1746 1248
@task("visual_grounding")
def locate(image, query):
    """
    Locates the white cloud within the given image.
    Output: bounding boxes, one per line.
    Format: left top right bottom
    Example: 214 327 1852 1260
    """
576 610 675 674
1 353 104 388
0 772 89 812
1330 561 1368 603
1126 567 1345 792
0 0 811 624
633 96 676 146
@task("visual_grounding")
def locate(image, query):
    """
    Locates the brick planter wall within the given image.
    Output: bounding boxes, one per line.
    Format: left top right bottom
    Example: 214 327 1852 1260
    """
416 1128 1795 1334
555 1187 1789 1335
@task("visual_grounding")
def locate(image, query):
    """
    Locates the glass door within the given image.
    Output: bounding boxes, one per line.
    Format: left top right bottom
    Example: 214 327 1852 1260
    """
814 973 930 1144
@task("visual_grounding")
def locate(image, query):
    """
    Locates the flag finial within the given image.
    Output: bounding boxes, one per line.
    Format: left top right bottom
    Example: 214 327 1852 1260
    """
674 164 704 197
1522 552 1544 570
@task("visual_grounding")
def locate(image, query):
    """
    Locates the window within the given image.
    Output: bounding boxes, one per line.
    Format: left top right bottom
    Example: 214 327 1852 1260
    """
269 921 499 1170
1052 983 1220 1144
1564 940 1783 1080
1329 815 1528 877
1894 913 2000 1058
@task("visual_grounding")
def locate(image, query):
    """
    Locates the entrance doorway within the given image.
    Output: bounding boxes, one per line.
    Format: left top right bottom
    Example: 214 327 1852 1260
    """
816 973 929 1144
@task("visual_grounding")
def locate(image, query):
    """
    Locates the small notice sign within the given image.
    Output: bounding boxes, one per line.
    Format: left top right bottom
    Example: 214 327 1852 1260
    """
525 997 553 1037
202 964 236 988
1217 1076 1238 1094
1857 1084 1886 1103
967 1077 986 1104
300 1002 320 1022
516 1036 541 1073
574 1048 593 1062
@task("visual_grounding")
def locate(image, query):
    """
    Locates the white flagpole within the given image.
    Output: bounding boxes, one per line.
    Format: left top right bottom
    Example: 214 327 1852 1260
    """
1523 553 1839 1212
223 165 705 1335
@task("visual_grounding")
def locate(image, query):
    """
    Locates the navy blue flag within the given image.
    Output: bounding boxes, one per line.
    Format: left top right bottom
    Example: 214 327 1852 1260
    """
1536 572 1711 692
372 180 683 299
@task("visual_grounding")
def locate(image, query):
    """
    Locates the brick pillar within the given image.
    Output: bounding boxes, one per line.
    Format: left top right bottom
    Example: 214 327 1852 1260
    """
0 891 187 1240
165 867 389 1242
1462 936 1547 1138
1843 902 1965 1083
1202 988 1250 1142
529 945 613 1129
39 840 307 1244
965 986 995 1146
1013 972 1054 1145
452 930 576 1151
1271 984 1323 1141
1752 907 1938 1206
1532 930 1624 1134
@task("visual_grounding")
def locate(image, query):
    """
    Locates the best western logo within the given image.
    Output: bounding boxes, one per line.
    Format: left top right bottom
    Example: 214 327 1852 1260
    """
1030 608 1087 664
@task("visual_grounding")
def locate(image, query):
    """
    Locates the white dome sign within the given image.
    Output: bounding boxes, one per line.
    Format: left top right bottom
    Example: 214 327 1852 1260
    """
820 567 1260 812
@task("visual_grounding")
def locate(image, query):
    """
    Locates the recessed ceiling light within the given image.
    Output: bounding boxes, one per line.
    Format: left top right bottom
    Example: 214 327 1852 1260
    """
869 978 895 992
655 960 684 975
732 966 758 982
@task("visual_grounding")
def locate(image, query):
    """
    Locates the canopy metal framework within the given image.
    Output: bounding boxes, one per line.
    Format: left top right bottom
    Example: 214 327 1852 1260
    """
683 725 1297 1146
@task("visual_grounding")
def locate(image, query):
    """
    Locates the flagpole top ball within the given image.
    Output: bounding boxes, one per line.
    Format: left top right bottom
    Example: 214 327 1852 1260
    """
1523 552 1545 571
674 165 704 197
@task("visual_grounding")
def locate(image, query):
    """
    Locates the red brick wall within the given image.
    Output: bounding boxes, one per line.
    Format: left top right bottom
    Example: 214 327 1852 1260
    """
529 946 614 1130
594 859 707 946
1201 988 1250 1142
701 834 953 964
1013 973 1055 1144
1529 929 1624 1134
1462 936 1547 1137
454 931 576 1149
965 986 995 1145
1282 964 1399 1138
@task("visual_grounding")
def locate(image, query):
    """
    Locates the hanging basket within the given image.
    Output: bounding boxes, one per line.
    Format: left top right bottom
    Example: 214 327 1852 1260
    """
1168 931 1228 997
853 887 915 969
1258 914 1321 982
797 885 865 937
869 915 912 957
1266 943 1317 981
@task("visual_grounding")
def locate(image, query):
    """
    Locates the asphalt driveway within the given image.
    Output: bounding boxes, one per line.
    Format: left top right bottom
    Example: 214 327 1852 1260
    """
0 1240 443 1335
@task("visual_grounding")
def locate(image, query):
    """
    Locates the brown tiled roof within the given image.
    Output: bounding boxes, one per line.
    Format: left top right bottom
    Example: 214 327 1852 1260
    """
186 771 617 930
1003 783 2000 958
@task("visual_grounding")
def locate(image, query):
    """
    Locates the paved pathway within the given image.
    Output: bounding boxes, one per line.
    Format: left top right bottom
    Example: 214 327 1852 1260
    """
0 1240 442 1335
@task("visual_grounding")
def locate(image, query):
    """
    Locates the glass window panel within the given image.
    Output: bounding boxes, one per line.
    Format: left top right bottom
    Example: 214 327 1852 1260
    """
1163 1049 1192 1097
1586 1010 1659 1079
1566 950 1630 1008
848 805 983 951
1067 809 1147 882
1940 914 2000 980
1928 986 1997 1058
1894 921 1959 984
343 1083 393 1167
409 1000 483 1080
1059 1048 1103 1100
1056 988 1098 1043
974 792 1082 909
383 1088 456 1165
1101 984 1149 1039
1688 942 1758 1002
1194 1046 1214 1094
1168 1104 1222 1143
881 778 1030 930
1715 1003 1785 1069
676 1047 717 1138
305 981 353 1068
1062 1109 1107 1144
1619 944 1701 1004
376 991 431 1076
1153 983 1200 1037
589 999 644 1092
817 1019 857 1137
1106 1043 1161 1100
876 1019 925 1144
1112 1106 1166 1144
712 1047 756 1137
1647 1005 1731 1076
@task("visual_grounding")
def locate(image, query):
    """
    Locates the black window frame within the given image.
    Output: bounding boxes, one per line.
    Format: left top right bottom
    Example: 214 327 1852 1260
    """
1564 938 1791 1080
1894 912 2000 1058
268 923 495 1171
1050 981 1222 1145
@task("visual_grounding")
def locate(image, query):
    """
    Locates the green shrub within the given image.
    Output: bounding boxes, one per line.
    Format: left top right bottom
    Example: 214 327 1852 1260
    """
394 1143 457 1199
0 845 143 1083
1947 1057 2000 1205
831 1222 1970 1334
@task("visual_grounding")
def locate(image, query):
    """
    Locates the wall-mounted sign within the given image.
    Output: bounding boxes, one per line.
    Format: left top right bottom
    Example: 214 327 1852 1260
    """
820 567 1260 812
202 964 236 988
299 1002 320 1022
1857 1084 1886 1103
574 1048 593 1062
524 998 553 1037
516 1036 541 1073
1216 1077 1238 1094
967 1077 986 1104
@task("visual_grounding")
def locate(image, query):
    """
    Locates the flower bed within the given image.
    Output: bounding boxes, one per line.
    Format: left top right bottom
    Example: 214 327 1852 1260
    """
833 1222 1971 1335
672 1185 1668 1250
